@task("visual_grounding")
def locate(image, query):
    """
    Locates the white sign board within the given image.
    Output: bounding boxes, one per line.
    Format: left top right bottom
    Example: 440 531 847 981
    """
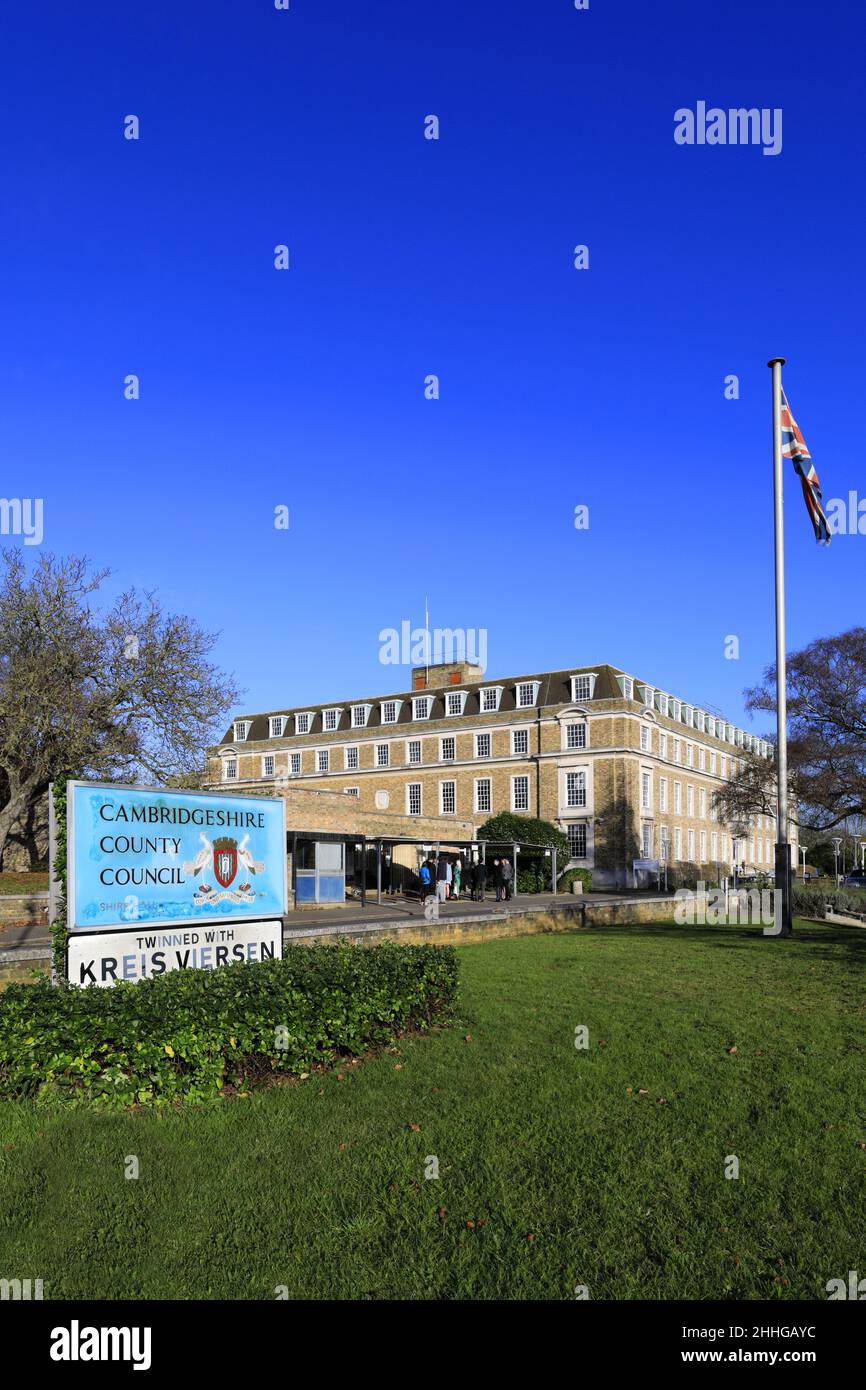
67 919 283 988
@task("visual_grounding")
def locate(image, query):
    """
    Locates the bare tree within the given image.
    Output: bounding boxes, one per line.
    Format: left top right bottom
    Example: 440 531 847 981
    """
713 627 866 836
0 550 241 866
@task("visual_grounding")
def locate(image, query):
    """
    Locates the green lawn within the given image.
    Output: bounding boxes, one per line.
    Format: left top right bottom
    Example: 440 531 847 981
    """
0 871 47 896
1 920 864 1300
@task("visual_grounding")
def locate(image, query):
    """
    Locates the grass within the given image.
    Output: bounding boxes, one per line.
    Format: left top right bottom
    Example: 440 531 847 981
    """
0 871 47 896
0 918 864 1300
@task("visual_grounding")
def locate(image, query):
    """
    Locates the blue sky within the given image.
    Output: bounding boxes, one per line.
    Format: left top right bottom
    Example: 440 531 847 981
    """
3 0 864 735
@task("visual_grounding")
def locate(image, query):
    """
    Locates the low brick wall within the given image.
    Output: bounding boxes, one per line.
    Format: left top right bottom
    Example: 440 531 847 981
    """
0 893 49 927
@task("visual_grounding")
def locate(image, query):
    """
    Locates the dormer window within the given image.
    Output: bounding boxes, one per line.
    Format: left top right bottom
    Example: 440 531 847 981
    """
295 712 313 735
446 690 467 717
617 675 634 700
516 681 540 709
656 693 669 716
323 708 342 732
637 684 654 707
670 698 681 720
480 686 503 713
380 699 403 725
268 716 285 739
695 710 705 732
351 703 372 729
706 716 715 737
683 704 693 726
412 696 430 721
570 673 597 702
233 720 249 742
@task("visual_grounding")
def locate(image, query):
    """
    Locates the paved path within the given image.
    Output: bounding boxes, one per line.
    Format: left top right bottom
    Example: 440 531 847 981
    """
0 889 677 960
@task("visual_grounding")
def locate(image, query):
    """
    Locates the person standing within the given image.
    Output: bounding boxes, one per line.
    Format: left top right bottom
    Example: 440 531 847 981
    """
453 856 462 900
419 858 432 901
436 854 449 903
501 857 513 901
476 857 488 901
445 858 453 899
493 858 504 902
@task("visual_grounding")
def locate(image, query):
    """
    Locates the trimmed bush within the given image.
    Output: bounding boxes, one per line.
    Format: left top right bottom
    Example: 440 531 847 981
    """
557 867 592 893
0 943 459 1108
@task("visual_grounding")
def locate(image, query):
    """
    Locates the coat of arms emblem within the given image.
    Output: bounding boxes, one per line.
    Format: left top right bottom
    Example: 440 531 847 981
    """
213 836 238 889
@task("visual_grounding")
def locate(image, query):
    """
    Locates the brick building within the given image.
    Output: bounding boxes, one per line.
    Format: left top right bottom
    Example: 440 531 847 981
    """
207 660 794 889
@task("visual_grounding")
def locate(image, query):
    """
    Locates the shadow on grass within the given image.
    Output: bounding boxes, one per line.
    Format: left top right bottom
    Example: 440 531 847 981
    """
582 918 866 963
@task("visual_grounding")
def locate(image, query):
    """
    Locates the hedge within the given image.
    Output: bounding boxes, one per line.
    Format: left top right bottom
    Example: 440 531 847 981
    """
0 943 459 1108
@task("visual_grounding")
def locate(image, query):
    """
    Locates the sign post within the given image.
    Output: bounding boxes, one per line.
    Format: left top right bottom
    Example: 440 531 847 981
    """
66 782 287 986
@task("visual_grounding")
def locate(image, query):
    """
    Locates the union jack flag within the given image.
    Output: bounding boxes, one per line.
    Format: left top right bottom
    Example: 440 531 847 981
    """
780 389 831 545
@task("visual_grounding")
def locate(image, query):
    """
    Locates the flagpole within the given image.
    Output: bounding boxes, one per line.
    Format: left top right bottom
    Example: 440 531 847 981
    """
768 356 793 936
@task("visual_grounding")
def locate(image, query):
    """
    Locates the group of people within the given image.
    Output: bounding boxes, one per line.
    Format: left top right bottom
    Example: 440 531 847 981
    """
418 854 514 904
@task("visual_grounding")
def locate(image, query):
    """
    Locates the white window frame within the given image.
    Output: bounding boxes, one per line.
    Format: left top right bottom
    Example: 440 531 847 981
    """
295 712 313 735
659 777 668 813
262 754 275 778
375 743 390 768
224 758 238 781
516 680 540 709
445 690 467 717
317 749 329 774
407 738 422 766
439 780 456 815
323 707 342 732
474 777 492 814
570 673 597 702
566 721 587 750
565 771 587 809
475 732 491 759
345 746 359 771
412 696 431 721
344 786 360 798
567 823 587 860
641 770 652 811
640 724 650 752
351 703 372 729
440 735 456 762
233 720 249 742
512 774 531 811
512 727 530 756
406 783 422 816
268 716 285 739
480 686 503 712
290 752 301 777
618 675 634 700
380 699 402 725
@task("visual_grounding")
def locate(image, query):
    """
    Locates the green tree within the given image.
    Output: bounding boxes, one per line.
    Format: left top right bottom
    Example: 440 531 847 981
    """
476 812 570 889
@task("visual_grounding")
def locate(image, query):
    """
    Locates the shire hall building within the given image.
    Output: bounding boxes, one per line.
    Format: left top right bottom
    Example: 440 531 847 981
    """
206 660 790 891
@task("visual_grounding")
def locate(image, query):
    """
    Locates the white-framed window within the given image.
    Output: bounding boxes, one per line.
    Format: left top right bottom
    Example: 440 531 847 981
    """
480 686 503 712
671 699 681 721
700 830 706 861
512 774 530 811
445 690 467 717
657 693 669 717
351 704 371 728
566 771 586 808
262 754 275 777
638 684 655 708
711 831 718 859
659 777 668 812
234 720 249 742
686 784 694 816
224 758 238 781
698 747 705 771
721 754 728 778
295 712 312 735
344 786 359 797
674 827 682 860
412 696 430 720
673 738 681 764
475 732 491 758
641 823 654 857
566 722 587 749
516 681 540 708
659 732 668 759
290 752 301 776
513 727 529 756
684 704 693 727
695 710 705 732
699 787 706 818
686 743 694 768
687 828 695 860
317 749 329 773
345 746 359 771
440 735 456 761
407 783 422 816
641 771 652 810
710 750 716 775
375 743 389 768
323 708 341 732
660 824 670 859
407 738 422 765
475 778 492 814
567 823 587 859
571 673 596 702
617 675 634 700
640 725 650 752
269 716 284 738
440 780 456 815
674 781 682 813
380 700 400 725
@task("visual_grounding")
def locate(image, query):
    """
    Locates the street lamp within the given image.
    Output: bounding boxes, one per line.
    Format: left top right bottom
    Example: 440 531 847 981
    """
832 836 843 886
860 840 866 872
799 844 807 880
